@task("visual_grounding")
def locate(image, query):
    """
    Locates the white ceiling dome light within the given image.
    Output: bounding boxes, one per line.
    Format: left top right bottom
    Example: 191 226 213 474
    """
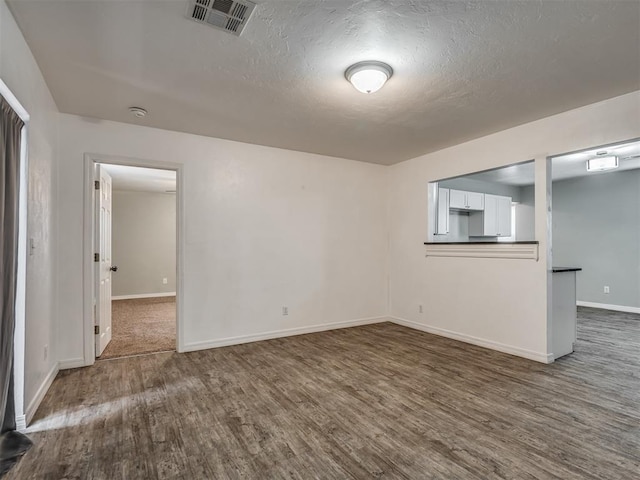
586 155 619 172
345 61 393 94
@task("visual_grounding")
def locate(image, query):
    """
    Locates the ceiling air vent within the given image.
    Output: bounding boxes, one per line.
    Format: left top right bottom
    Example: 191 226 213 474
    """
187 0 256 36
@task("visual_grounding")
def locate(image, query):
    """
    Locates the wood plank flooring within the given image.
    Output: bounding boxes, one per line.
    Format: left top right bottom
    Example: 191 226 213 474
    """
8 308 640 479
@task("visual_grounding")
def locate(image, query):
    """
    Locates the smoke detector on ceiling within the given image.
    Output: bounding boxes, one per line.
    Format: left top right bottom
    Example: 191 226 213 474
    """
129 107 147 118
186 0 256 36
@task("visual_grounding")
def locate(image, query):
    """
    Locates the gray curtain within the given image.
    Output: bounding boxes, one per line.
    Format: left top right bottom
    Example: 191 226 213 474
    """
0 95 31 476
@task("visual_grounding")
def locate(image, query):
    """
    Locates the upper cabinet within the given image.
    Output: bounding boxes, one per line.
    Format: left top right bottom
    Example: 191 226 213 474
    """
449 189 466 209
466 191 485 210
449 189 484 211
469 194 512 237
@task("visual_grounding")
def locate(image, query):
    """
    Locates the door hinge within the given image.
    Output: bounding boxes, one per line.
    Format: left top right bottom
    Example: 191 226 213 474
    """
94 180 100 190
94 253 100 262
94 325 99 335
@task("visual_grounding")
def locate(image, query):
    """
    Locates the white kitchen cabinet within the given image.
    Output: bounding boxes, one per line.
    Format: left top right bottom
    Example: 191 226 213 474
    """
435 188 450 235
496 195 512 237
449 189 467 209
469 194 512 237
552 270 579 359
466 191 485 210
481 194 498 236
449 189 484 211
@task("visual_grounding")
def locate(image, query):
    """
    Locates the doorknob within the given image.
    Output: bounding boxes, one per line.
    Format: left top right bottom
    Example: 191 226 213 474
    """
110 266 118 272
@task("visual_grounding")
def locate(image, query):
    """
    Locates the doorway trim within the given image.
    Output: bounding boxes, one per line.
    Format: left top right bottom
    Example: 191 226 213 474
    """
82 153 185 366
545 136 640 358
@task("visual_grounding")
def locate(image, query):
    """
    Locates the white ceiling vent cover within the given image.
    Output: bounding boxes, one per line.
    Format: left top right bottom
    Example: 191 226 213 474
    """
187 0 256 36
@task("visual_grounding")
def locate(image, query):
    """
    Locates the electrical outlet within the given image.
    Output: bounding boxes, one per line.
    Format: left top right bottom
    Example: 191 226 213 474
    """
604 286 610 294
162 277 168 285
419 305 423 313
282 306 288 316
44 344 48 360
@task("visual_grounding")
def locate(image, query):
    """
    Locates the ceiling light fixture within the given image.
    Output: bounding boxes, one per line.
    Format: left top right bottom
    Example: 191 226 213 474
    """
129 107 147 118
586 155 618 172
345 61 393 94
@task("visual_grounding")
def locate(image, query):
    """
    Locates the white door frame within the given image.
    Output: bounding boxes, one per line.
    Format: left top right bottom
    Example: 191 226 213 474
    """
82 153 185 366
545 136 640 357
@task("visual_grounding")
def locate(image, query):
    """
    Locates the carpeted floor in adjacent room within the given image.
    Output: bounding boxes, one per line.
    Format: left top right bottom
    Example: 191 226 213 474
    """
99 297 176 359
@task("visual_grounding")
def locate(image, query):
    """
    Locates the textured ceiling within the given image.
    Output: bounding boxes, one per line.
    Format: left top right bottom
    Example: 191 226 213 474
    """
8 0 640 164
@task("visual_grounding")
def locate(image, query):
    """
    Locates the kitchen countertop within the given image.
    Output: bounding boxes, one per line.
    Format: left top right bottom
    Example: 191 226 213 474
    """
424 241 539 245
552 267 582 273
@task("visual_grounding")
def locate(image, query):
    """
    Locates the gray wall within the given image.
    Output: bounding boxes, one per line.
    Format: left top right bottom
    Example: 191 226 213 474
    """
112 191 176 297
516 185 535 242
434 210 469 242
520 185 535 205
440 177 523 202
552 169 640 308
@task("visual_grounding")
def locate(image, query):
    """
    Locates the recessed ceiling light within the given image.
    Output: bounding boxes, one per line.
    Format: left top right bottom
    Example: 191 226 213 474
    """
129 107 147 118
586 156 618 172
345 61 393 94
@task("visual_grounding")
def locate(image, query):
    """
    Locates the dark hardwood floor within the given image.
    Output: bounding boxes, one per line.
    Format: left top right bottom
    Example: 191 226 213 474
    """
8 308 640 479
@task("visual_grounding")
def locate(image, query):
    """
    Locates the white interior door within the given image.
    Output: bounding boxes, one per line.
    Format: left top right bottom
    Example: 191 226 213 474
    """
95 164 113 356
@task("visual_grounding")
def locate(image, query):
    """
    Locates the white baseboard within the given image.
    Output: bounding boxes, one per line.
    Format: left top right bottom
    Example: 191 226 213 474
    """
112 292 176 300
390 316 553 364
182 316 387 352
59 357 87 370
577 301 640 314
25 362 59 426
16 414 26 431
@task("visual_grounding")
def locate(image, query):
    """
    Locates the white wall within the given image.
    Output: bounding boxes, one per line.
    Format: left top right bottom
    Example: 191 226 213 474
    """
57 115 389 364
388 91 640 362
112 190 177 297
0 0 59 422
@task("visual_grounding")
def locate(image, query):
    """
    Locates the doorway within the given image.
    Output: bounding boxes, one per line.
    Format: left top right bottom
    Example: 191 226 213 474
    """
83 155 183 365
549 138 640 357
550 138 640 312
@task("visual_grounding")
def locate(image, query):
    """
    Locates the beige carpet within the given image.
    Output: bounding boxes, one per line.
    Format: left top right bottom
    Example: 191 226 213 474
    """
99 297 176 359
